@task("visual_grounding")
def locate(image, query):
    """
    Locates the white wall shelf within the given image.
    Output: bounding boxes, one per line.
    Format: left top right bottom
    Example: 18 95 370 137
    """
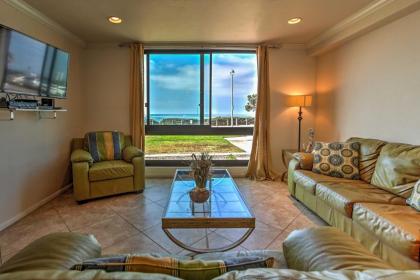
1 108 67 120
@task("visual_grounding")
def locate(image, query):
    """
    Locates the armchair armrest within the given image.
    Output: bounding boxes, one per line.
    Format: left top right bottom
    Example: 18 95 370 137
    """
293 152 313 170
123 146 144 163
71 149 93 165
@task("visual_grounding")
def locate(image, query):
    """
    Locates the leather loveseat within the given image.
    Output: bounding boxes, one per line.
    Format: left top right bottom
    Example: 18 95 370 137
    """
288 137 420 269
1 228 419 280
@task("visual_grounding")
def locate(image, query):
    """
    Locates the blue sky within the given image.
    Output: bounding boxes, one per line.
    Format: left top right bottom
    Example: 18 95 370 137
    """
148 53 257 116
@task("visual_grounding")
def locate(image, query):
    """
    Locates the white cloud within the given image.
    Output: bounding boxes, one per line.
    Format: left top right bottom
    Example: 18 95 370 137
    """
150 64 199 91
211 55 257 97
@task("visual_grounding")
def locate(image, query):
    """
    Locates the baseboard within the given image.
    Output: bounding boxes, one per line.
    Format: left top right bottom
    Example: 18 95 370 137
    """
0 183 72 231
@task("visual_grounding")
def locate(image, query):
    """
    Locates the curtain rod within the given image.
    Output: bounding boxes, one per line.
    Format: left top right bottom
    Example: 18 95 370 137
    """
118 42 280 50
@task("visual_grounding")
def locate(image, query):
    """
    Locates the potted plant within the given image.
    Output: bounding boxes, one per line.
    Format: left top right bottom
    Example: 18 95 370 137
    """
189 152 213 203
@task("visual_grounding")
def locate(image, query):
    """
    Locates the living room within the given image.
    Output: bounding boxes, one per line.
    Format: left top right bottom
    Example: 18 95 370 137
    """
0 0 419 279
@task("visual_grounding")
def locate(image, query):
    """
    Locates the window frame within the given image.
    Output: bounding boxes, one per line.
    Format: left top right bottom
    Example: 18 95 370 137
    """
144 49 256 166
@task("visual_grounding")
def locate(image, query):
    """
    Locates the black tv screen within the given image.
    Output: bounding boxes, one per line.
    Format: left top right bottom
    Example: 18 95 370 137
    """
0 25 69 98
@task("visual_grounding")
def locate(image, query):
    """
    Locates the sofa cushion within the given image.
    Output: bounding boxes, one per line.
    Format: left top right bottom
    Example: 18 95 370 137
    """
0 233 101 274
293 170 358 195
407 180 420 211
347 137 387 183
371 143 420 198
89 160 133 181
353 203 420 262
85 131 126 162
71 254 274 280
283 227 392 271
312 141 360 179
316 181 406 218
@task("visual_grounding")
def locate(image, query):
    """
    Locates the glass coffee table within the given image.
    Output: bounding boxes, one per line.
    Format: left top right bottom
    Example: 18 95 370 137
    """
162 169 255 253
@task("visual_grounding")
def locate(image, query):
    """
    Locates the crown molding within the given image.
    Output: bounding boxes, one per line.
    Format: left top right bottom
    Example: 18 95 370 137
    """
280 43 306 50
3 0 86 47
307 0 420 56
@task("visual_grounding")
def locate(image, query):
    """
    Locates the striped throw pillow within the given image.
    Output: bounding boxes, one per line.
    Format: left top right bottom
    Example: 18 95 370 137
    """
85 131 125 162
71 254 274 280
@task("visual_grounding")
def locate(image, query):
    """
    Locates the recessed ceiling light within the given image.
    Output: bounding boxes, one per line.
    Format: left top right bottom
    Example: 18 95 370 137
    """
288 17 302 25
108 16 122 24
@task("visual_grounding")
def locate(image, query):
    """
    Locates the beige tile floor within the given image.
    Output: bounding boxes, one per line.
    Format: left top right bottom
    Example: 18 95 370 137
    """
0 178 326 264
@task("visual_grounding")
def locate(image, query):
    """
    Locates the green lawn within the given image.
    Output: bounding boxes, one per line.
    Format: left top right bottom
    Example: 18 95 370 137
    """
145 135 244 154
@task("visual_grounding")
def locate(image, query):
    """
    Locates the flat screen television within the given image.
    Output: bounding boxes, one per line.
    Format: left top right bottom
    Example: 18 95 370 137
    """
0 25 70 99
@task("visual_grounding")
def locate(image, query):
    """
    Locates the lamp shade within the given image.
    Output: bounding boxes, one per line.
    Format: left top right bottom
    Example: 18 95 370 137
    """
286 95 312 107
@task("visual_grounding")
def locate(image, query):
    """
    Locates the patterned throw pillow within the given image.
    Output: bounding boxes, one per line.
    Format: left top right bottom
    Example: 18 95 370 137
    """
407 180 420 211
85 131 125 162
312 141 360 180
71 254 274 280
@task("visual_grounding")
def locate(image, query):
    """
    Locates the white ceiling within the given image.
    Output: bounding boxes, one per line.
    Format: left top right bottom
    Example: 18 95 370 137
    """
23 0 374 44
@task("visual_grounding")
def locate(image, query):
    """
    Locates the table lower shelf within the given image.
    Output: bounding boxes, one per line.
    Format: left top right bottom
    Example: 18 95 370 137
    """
162 217 255 229
162 227 255 253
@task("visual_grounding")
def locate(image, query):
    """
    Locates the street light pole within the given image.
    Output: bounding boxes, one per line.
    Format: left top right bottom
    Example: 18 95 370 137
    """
230 69 235 127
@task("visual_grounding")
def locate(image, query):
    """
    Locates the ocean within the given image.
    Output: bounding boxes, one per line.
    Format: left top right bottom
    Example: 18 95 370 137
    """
149 113 254 122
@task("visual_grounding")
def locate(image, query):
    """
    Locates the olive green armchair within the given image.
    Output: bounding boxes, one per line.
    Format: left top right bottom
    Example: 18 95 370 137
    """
70 134 145 202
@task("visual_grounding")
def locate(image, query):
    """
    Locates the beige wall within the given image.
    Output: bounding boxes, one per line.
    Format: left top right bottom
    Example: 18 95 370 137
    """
269 47 316 172
0 2 84 228
315 9 420 144
82 47 130 133
81 46 316 174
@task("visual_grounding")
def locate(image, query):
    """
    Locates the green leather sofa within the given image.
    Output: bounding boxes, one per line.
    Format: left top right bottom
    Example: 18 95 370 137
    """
1 228 419 279
288 137 420 269
71 134 145 202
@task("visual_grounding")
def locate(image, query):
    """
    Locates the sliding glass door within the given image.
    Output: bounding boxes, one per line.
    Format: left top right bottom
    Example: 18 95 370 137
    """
144 50 257 165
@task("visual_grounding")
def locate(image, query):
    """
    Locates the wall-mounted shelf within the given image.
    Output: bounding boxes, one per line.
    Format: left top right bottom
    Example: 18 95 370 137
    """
1 108 67 120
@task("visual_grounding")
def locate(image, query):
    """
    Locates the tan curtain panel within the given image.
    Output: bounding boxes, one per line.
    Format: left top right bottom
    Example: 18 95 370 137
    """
129 43 145 150
246 46 278 180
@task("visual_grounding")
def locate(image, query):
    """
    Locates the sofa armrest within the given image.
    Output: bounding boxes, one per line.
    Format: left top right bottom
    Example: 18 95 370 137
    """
283 227 392 271
71 149 93 165
293 152 313 170
287 153 313 195
287 158 300 195
123 146 144 163
0 233 101 274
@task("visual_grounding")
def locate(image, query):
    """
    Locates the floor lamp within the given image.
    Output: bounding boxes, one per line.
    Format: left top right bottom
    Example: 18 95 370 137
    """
286 95 313 152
